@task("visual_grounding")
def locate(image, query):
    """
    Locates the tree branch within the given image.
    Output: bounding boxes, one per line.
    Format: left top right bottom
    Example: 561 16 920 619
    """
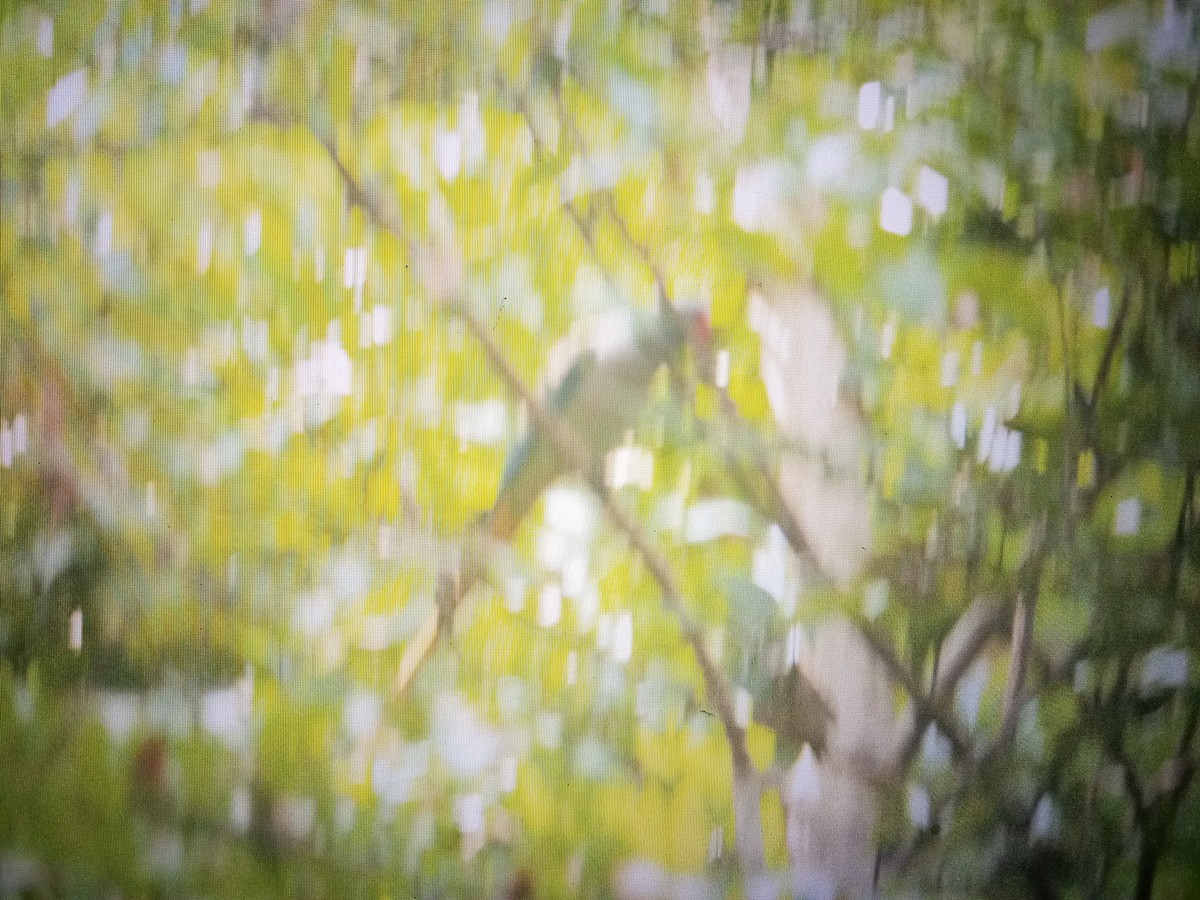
855 620 973 766
1089 280 1133 413
282 107 764 866
518 79 999 787
455 302 766 868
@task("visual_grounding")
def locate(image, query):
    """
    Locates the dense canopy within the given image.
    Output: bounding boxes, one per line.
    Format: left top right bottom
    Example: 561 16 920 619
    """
2 1 1200 898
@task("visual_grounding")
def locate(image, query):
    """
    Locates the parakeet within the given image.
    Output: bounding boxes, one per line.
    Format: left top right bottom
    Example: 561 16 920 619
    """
483 303 712 541
396 303 712 695
756 662 834 762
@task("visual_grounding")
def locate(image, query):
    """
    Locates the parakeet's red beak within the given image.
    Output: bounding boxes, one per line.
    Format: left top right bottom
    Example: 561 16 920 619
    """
690 309 712 348
686 308 715 380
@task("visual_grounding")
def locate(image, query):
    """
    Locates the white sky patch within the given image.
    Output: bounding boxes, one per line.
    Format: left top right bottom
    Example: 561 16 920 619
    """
694 170 716 215
747 290 791 361
880 187 914 235
786 625 807 668
47 68 88 128
319 332 353 398
536 710 563 749
616 861 667 900
96 691 141 743
1086 2 1146 53
1114 497 1142 536
956 657 989 729
359 613 398 651
94 210 113 258
334 795 356 833
858 81 882 129
371 304 393 345
760 354 792 424
184 347 202 389
243 210 261 256
921 724 952 769
707 45 752 142
940 349 960 387
863 579 889 620
13 414 27 455
1031 796 1061 841
987 422 1009 473
880 315 898 360
434 695 501 780
230 787 252 833
971 340 984 376
454 399 507 446
455 793 485 836
951 402 968 449
37 16 54 56
684 498 752 544
242 317 269 362
538 582 563 628
505 576 526 614
276 796 316 843
198 219 214 274
612 611 633 664
752 524 798 613
908 784 932 829
707 825 724 864
1141 646 1189 690
574 583 600 633
977 406 997 464
586 306 635 359
596 613 613 652
1074 660 1092 694
69 607 83 650
734 687 753 729
1004 429 1022 472
343 689 382 739
732 161 789 233
356 246 369 295
1092 286 1111 328
806 133 857 187
434 127 462 181
606 443 654 491
544 487 598 539
714 348 731 389
200 671 253 749
292 591 335 635
552 6 573 59
916 166 949 219
373 742 431 805
790 744 822 805
65 175 80 225
412 372 441 425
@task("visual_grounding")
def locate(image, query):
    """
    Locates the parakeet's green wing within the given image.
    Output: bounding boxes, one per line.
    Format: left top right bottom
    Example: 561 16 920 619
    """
497 352 595 491
489 353 598 538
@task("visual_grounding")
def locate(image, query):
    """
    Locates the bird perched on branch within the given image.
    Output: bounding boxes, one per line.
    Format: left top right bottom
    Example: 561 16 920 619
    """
395 303 713 695
483 303 712 541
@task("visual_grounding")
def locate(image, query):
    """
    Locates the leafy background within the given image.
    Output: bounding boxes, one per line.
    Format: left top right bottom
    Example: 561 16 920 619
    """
2 0 1200 898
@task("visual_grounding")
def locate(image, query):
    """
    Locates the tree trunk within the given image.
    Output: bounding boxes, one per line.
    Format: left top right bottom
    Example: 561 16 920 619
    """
1135 827 1159 900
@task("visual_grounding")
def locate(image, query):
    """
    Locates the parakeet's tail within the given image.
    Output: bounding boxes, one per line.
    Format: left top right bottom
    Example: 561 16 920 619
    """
481 494 520 542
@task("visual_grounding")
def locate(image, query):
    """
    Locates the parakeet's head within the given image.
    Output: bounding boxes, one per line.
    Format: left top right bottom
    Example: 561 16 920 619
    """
668 303 714 378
